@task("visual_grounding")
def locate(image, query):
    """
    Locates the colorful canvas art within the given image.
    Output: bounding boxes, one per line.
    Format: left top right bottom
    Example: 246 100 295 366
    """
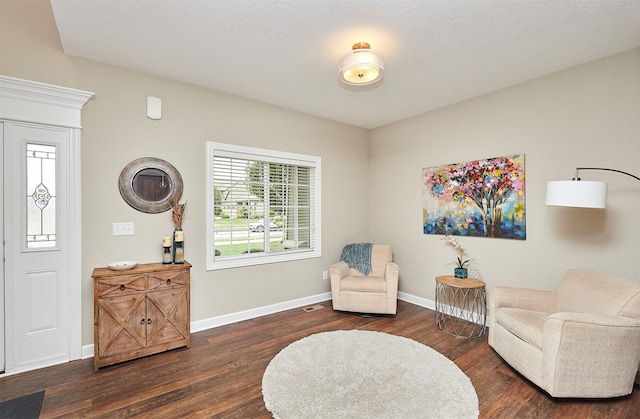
423 154 526 239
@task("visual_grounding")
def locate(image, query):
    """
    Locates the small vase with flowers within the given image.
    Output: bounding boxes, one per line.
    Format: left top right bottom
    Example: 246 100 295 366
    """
441 234 474 279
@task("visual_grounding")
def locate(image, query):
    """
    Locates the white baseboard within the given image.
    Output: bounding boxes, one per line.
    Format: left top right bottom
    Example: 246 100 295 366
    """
82 292 480 360
398 291 435 311
82 292 333 359
190 292 332 333
82 345 94 359
398 291 492 326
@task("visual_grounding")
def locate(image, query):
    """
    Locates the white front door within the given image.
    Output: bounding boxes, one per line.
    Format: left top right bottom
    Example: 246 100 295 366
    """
1 75 92 375
3 121 71 373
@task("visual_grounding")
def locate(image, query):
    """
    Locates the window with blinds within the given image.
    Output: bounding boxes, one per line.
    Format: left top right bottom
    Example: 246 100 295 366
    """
206 142 321 270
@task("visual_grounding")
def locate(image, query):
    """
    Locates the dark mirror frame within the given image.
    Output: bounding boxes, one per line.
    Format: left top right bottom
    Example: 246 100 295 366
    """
118 157 183 213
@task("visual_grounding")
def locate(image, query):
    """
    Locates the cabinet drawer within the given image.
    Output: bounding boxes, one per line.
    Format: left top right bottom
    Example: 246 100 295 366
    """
97 274 147 297
147 269 189 290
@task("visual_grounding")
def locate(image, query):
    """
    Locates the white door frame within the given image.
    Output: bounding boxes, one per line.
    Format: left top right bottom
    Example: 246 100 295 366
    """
0 123 4 373
0 75 93 374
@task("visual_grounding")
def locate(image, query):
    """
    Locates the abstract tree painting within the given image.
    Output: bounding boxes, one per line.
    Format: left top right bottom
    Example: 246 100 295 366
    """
423 155 526 239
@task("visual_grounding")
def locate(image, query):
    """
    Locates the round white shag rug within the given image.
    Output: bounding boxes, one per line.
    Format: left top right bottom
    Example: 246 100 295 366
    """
262 330 479 419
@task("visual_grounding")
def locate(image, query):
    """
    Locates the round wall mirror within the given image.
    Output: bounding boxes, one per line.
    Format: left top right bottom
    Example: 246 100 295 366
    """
118 157 183 213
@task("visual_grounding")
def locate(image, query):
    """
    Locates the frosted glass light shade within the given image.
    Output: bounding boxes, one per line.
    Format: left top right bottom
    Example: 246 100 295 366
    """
339 43 384 88
545 180 608 209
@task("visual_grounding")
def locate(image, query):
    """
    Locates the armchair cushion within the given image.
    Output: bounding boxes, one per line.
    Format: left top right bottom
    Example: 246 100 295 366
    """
497 308 547 349
341 275 387 293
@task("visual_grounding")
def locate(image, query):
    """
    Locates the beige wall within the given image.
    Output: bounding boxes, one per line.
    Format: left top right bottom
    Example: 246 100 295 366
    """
369 48 640 299
2 1 639 348
1 0 370 345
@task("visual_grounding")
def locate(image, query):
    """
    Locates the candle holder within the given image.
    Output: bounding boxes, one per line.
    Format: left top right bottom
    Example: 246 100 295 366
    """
173 229 185 264
162 236 172 264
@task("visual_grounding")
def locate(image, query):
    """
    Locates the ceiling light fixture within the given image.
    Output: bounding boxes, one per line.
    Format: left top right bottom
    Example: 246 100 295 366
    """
338 42 384 90
545 167 640 209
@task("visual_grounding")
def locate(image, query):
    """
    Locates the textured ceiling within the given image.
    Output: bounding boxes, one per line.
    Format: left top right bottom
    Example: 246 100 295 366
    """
50 0 640 129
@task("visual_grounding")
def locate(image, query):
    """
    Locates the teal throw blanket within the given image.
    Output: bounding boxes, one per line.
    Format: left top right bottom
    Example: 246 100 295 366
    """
340 243 373 276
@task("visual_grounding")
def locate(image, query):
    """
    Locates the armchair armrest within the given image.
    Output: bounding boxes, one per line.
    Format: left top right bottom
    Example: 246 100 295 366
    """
385 262 399 291
385 262 399 280
542 312 640 396
547 312 640 328
488 286 556 346
330 261 350 281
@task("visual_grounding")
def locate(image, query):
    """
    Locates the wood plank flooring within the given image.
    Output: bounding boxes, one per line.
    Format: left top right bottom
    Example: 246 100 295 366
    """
1 300 638 418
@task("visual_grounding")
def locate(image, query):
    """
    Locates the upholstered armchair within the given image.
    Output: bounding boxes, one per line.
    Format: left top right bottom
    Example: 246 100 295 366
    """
330 243 399 315
489 269 640 398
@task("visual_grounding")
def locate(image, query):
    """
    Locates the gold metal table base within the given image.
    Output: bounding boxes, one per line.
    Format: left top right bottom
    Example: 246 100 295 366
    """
435 275 487 338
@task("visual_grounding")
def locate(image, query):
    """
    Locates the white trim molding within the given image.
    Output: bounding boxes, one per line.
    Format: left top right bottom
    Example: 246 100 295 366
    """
0 75 94 128
206 141 322 271
397 291 435 311
190 292 332 333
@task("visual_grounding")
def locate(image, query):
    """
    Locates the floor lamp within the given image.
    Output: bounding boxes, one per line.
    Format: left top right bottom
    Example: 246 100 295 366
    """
545 167 640 208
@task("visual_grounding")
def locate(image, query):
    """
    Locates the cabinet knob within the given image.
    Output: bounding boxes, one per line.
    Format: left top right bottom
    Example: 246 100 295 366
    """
140 318 145 325
120 284 125 291
147 318 152 324
166 278 171 284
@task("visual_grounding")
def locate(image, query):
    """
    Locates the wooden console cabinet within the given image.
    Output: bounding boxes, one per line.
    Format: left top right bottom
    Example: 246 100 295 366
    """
93 262 191 371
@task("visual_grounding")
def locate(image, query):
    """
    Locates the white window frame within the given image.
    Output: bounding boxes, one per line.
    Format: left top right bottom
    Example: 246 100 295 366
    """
206 141 321 270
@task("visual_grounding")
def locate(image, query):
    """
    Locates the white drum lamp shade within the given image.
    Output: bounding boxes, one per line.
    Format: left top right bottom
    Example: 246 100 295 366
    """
545 180 608 209
339 42 384 89
546 168 640 209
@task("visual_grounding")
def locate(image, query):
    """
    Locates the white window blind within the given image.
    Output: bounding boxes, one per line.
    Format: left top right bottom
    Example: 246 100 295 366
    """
206 142 321 270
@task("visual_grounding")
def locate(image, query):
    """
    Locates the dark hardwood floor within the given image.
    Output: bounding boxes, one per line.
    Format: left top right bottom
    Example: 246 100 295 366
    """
1 300 638 418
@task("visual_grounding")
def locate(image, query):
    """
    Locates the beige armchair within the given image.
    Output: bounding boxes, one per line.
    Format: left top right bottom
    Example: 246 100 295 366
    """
330 244 399 315
489 269 640 398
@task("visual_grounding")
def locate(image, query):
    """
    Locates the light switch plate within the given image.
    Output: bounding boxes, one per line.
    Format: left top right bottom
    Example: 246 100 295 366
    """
113 222 134 236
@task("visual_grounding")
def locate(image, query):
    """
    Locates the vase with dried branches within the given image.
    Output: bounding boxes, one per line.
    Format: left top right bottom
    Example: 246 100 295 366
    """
171 197 186 264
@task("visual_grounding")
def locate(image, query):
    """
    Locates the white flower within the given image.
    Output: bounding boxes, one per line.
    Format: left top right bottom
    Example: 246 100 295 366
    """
441 235 479 275
441 235 464 251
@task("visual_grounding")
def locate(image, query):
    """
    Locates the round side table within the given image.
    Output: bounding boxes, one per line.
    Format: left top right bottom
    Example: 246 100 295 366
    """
435 275 487 338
